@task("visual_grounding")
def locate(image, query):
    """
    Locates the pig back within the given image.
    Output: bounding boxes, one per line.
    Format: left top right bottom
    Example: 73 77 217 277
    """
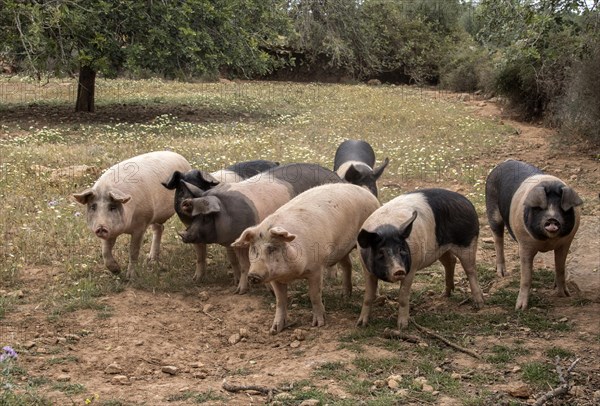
269 183 380 264
95 151 191 226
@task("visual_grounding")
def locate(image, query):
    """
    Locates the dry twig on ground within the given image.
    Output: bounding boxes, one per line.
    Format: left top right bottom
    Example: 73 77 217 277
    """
533 356 581 406
410 319 481 359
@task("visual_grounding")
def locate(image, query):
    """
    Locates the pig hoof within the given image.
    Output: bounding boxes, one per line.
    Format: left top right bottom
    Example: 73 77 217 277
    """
234 285 248 295
356 318 369 328
269 321 287 335
311 315 325 327
515 296 529 310
556 288 570 297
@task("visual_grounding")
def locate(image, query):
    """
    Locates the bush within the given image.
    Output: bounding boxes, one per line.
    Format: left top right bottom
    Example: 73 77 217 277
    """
440 37 493 93
559 41 600 144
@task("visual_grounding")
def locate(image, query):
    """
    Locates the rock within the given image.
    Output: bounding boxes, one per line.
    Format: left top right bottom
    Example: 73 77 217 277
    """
161 365 178 375
423 384 435 393
112 375 131 385
482 237 494 244
190 362 204 368
367 79 382 86
418 342 429 348
592 390 600 402
566 216 600 301
228 333 241 345
135 340 144 346
387 379 400 389
24 341 36 349
56 374 71 382
198 291 210 301
65 334 80 342
7 290 24 298
239 328 249 338
55 337 67 344
202 303 214 313
451 372 462 380
193 371 207 379
504 382 531 398
274 392 294 401
290 340 301 349
373 379 385 388
395 389 409 397
105 363 123 375
569 385 585 397
512 366 522 373
299 400 320 406
293 329 307 341
413 376 428 389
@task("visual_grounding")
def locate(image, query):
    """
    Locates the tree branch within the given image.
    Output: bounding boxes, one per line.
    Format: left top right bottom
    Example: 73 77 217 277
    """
533 356 581 406
410 319 481 359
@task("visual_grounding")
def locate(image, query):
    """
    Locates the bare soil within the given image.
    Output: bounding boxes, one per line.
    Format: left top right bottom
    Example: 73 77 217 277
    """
2 93 599 405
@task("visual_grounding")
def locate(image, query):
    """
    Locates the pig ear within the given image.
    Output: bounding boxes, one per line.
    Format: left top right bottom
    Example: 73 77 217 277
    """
373 157 390 180
357 229 379 248
524 186 548 209
232 227 257 248
196 171 220 188
181 180 206 197
561 187 583 211
344 164 363 183
162 171 182 189
269 227 296 242
398 211 418 239
109 190 131 204
73 188 95 205
191 196 221 216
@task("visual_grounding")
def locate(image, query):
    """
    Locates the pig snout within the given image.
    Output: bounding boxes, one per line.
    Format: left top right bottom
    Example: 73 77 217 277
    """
181 199 193 216
544 218 560 233
95 225 110 239
248 273 264 284
178 230 194 243
390 267 407 281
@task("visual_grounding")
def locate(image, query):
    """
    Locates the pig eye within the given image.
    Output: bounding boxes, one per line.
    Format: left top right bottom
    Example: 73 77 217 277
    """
89 203 97 211
266 245 277 255
376 249 385 259
108 204 118 212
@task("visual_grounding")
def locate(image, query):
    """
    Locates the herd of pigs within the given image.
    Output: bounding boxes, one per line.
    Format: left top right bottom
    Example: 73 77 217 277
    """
72 140 583 334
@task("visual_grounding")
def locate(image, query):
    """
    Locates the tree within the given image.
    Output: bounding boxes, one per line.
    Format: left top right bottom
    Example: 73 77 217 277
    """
0 0 290 112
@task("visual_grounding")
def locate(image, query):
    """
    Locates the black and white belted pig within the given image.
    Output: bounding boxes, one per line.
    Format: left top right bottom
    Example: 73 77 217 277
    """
485 159 583 310
177 163 342 294
333 139 389 197
73 151 192 279
356 188 485 330
162 160 279 280
232 183 381 334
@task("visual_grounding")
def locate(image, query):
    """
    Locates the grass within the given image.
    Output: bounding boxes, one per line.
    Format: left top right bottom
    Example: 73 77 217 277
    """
0 77 594 405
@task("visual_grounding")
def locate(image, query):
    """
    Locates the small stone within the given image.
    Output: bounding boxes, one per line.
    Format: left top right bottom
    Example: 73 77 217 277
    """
112 375 131 385
24 341 36 349
299 400 320 406
451 372 461 380
558 317 568 322
388 374 403 383
373 379 385 388
105 363 123 374
198 291 210 301
418 342 429 348
592 390 600 402
434 367 443 373
512 366 522 373
387 379 400 389
569 385 585 397
423 384 435 393
193 371 207 379
135 340 144 346
161 365 178 375
55 337 67 344
507 383 531 398
293 329 307 341
239 328 249 338
432 391 440 396
274 392 294 401
56 374 71 382
228 333 241 345
481 237 494 244
190 362 204 368
65 334 80 342
395 389 409 397
290 340 301 349
202 303 214 313
8 290 24 298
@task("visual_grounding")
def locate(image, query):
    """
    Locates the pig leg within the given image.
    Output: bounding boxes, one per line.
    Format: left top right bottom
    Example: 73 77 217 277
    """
325 265 338 280
102 237 120 274
231 246 249 295
192 243 207 281
455 245 484 309
488 209 507 277
270 281 288 334
515 245 536 310
147 223 164 262
439 251 457 297
356 268 378 327
553 244 571 297
307 269 326 327
338 254 353 297
397 270 417 329
126 229 145 280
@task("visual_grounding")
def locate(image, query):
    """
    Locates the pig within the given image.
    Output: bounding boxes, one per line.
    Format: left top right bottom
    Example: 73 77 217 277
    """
485 159 583 310
162 160 279 280
232 183 381 334
73 151 192 279
333 139 389 197
356 188 485 330
178 163 342 294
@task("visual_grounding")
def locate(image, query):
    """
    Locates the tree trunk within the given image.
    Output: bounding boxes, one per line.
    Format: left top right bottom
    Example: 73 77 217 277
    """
75 65 96 112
